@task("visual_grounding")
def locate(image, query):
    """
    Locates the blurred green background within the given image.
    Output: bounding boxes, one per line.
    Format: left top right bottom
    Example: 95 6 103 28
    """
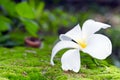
0 0 120 79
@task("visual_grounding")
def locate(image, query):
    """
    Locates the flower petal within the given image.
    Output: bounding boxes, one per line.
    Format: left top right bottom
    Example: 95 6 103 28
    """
83 34 112 59
61 49 80 72
82 19 111 38
60 24 82 41
50 41 80 65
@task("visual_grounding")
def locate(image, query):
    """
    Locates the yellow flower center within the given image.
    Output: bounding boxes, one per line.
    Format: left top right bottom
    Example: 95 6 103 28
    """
77 40 87 49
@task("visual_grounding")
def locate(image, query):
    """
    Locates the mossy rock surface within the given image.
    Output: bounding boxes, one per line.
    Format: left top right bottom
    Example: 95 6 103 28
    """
0 36 120 80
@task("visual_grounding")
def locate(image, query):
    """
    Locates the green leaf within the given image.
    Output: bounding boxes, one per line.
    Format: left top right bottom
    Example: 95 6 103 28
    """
0 0 16 16
0 16 12 24
0 20 10 31
29 0 35 8
15 2 35 19
20 18 39 37
35 2 45 18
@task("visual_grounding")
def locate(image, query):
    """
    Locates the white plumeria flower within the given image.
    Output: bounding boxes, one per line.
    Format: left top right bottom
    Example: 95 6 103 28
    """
50 19 112 73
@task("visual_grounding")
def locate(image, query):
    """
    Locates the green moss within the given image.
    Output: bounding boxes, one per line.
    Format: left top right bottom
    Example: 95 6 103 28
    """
0 36 119 80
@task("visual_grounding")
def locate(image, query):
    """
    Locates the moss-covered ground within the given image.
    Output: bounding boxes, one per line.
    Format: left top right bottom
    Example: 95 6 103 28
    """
0 36 120 80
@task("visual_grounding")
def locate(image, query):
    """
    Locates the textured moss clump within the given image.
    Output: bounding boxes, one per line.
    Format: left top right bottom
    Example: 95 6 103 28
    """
0 36 120 80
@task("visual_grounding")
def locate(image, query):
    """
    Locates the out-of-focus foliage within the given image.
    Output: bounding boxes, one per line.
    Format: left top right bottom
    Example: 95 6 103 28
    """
16 2 35 19
0 0 39 37
0 0 80 35
20 18 39 37
0 1 47 37
0 19 11 32
0 0 16 16
106 28 120 67
107 29 120 48
0 0 81 47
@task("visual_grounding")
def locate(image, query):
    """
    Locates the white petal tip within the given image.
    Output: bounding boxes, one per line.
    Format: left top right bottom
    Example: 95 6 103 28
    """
103 24 111 29
63 69 79 73
97 54 111 60
76 24 80 26
94 57 106 60
51 63 55 66
87 19 111 28
74 70 79 73
50 61 55 66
